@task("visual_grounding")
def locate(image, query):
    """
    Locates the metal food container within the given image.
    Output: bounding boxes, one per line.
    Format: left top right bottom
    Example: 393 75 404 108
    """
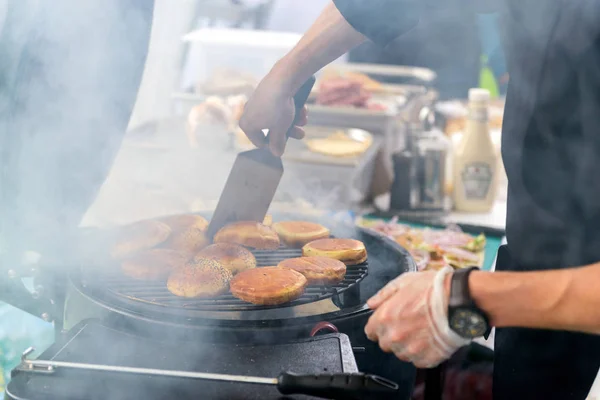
307 63 438 199
308 63 436 151
281 126 381 209
87 121 380 226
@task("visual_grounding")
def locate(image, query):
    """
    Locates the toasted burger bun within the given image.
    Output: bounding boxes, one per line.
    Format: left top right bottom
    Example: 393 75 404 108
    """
272 221 330 247
158 214 209 231
230 267 307 305
214 221 280 250
111 220 171 259
159 214 210 255
263 214 273 226
164 226 209 255
278 256 346 285
195 243 256 275
167 258 232 298
302 238 367 265
121 249 190 281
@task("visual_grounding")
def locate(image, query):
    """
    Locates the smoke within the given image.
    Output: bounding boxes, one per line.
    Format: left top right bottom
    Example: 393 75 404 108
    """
0 2 567 391
0 0 154 263
278 169 349 211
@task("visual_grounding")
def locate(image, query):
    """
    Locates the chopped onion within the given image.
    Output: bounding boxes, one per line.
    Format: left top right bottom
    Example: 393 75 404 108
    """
358 218 482 271
410 249 430 272
446 224 463 233
439 246 481 262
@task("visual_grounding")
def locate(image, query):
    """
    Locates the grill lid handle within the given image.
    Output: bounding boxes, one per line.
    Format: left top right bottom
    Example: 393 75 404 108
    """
277 371 399 400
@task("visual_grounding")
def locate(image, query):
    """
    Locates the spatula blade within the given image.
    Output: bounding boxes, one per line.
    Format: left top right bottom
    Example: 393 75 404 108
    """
207 76 316 239
207 148 282 238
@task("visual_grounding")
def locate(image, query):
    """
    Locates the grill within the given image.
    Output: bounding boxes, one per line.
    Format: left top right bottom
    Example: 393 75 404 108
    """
4 212 419 400
64 212 415 336
86 245 368 312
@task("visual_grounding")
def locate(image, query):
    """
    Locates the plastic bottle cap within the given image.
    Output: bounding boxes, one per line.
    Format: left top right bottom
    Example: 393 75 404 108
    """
468 88 490 102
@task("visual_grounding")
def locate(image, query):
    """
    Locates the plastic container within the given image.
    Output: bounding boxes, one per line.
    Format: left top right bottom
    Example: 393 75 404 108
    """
180 28 301 91
453 88 498 212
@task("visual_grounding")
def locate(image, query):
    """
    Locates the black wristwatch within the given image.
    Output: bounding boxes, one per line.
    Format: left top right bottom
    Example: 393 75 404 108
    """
448 267 491 339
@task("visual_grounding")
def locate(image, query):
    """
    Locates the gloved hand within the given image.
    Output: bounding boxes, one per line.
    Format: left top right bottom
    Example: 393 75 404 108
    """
364 266 470 368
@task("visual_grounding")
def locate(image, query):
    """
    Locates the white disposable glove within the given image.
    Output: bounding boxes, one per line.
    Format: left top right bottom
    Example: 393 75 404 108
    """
364 266 471 368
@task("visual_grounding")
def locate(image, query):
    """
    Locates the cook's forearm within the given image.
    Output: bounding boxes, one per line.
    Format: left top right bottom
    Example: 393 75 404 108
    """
270 2 366 93
470 264 600 334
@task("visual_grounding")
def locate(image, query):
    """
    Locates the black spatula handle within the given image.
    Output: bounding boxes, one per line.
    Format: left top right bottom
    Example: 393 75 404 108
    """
277 371 400 400
286 75 316 137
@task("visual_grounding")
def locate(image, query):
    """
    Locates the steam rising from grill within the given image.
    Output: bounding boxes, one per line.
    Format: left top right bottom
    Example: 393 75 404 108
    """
0 0 154 263
0 5 416 394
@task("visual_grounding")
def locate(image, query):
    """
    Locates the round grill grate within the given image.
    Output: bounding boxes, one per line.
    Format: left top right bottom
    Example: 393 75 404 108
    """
86 245 368 312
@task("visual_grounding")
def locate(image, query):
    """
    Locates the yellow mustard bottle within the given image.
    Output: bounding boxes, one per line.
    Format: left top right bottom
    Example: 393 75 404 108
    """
453 88 498 212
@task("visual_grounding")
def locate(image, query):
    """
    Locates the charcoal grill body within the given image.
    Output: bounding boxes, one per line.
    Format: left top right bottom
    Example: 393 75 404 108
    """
4 213 417 398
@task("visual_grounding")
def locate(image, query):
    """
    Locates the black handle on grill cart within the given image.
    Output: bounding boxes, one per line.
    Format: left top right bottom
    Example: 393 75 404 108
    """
277 371 399 399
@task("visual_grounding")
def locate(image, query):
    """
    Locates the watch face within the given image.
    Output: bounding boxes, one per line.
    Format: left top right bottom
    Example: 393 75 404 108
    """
449 308 488 338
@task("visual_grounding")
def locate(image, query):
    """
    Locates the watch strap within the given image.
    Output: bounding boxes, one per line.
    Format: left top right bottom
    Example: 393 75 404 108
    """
449 266 492 338
449 266 479 308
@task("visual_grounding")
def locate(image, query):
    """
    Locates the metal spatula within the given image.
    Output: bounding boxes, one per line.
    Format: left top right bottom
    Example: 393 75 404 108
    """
207 76 316 239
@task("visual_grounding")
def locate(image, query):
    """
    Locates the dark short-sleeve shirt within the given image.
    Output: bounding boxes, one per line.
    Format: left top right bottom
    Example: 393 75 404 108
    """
334 0 600 270
333 0 421 47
